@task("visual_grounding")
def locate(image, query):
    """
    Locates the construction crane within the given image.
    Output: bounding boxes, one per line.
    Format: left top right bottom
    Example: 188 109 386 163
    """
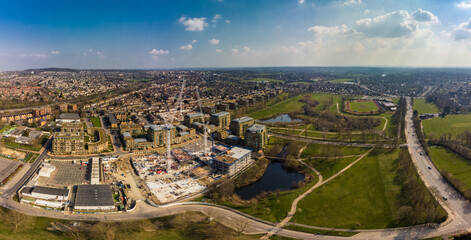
195 87 209 156
178 78 186 118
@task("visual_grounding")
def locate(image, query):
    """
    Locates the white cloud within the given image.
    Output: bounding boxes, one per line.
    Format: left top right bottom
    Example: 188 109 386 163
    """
337 0 361 7
308 24 351 37
149 49 169 60
212 14 222 23
208 39 220 45
243 46 250 52
19 53 48 58
192 39 197 43
355 10 417 38
179 17 208 31
225 20 231 24
96 51 105 59
411 8 438 22
178 44 193 51
51 50 60 55
457 1 471 8
216 49 222 53
231 48 239 54
299 0 305 4
453 18 471 40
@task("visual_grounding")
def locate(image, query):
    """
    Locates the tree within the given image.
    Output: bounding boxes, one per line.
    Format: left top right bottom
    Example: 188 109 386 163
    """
91 222 117 240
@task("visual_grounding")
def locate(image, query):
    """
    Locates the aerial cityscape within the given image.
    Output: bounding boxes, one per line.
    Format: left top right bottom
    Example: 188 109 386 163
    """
3 0 471 240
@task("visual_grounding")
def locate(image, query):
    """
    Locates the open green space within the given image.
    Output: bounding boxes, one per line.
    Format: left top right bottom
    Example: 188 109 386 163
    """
429 146 471 191
301 143 369 158
413 99 440 114
423 114 471 137
249 93 342 120
223 175 318 223
328 78 354 84
249 95 305 119
292 149 445 229
90 117 101 127
284 224 358 237
0 208 258 240
348 101 379 113
305 156 359 179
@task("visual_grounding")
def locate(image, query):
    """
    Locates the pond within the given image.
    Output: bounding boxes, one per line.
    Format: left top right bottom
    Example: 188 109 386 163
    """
235 162 305 200
260 114 302 123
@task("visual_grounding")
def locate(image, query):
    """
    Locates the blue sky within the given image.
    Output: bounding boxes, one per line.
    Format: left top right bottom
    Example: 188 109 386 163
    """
1 0 471 70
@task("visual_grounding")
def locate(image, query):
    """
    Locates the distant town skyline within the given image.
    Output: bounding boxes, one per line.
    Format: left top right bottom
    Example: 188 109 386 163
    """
1 0 471 70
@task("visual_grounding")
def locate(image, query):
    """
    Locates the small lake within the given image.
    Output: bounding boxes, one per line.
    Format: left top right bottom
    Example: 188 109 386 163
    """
261 114 302 123
235 162 305 200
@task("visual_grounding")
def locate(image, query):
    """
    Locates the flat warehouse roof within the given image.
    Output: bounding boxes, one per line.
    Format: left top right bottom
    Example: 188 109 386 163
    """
74 185 114 207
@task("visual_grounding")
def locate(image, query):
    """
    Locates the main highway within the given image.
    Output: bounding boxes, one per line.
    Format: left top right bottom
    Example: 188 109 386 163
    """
2 97 471 239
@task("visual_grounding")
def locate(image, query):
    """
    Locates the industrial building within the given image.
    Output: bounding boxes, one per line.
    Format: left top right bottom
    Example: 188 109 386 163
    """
20 186 70 209
91 157 100 185
230 116 255 139
245 124 268 151
74 185 115 211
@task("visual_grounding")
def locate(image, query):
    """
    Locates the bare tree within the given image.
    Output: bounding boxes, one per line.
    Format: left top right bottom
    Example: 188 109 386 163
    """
4 210 34 232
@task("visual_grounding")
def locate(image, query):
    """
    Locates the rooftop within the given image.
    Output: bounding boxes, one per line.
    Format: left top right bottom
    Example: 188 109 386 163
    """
229 146 252 160
232 116 253 124
134 138 147 143
58 113 80 120
185 112 204 118
31 186 69 197
247 124 266 133
54 131 84 138
122 132 132 138
74 185 115 207
211 111 230 118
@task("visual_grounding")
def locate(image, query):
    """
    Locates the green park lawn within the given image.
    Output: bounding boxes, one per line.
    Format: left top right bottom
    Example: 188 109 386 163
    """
413 99 440 114
227 176 318 223
428 146 471 191
305 156 359 179
0 209 259 240
249 93 341 119
300 143 369 158
423 113 471 137
90 117 102 127
292 149 404 229
348 101 379 113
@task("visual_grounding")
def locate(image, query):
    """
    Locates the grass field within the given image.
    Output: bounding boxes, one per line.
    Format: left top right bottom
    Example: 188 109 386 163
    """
90 117 101 127
249 93 341 119
428 146 471 190
225 177 318 222
292 150 403 229
0 209 259 240
328 78 354 83
347 101 379 113
284 224 358 237
423 114 471 137
301 143 369 158
413 99 440 114
305 156 359 179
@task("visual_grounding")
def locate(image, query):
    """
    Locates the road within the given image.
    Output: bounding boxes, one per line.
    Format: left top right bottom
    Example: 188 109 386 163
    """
2 97 471 239
1 136 52 199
